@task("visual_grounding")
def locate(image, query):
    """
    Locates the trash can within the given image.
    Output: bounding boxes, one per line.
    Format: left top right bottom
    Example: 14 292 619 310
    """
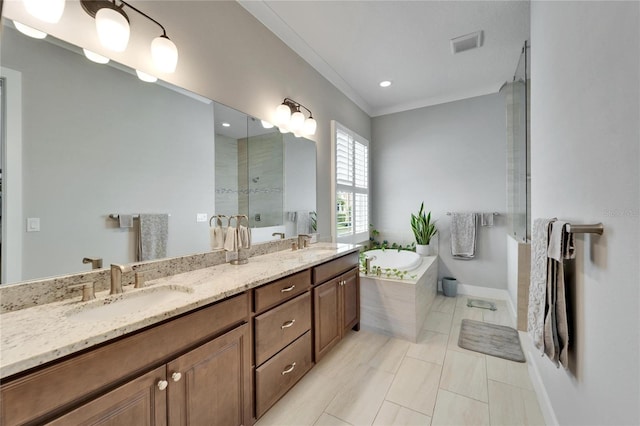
442 277 458 297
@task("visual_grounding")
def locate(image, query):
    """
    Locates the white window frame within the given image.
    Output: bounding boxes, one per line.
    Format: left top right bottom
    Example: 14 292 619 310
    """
331 120 370 244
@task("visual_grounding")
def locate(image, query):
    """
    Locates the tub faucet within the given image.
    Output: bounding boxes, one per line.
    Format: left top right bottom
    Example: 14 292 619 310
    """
110 264 132 295
272 232 285 240
297 234 311 249
365 256 376 274
82 257 103 270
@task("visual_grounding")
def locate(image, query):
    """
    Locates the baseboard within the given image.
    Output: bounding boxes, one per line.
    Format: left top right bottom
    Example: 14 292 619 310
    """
456 283 510 301
520 337 559 426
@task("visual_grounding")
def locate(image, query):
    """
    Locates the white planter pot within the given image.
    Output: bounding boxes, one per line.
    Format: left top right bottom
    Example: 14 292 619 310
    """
416 244 431 256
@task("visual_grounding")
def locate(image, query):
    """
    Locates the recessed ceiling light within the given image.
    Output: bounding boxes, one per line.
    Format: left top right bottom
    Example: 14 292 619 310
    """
135 70 157 83
83 48 110 64
222 122 231 127
379 80 392 88
13 21 47 39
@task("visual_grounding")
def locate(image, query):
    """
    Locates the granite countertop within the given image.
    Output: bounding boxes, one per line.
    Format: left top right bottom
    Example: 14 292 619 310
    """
0 243 360 379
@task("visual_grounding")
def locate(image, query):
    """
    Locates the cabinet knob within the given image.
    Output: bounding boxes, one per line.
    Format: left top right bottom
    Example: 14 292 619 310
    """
281 284 296 293
171 372 182 382
281 362 296 375
157 380 169 391
281 319 296 329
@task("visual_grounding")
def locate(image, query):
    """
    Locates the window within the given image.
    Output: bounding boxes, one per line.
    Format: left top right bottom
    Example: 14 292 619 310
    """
332 121 369 243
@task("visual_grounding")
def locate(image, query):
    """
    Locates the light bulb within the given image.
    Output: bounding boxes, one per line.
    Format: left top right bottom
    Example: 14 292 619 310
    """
151 36 178 73
278 126 290 134
303 117 317 136
261 120 274 129
13 21 47 39
23 0 65 23
289 111 305 132
275 103 291 126
96 7 130 52
83 49 110 64
136 70 157 83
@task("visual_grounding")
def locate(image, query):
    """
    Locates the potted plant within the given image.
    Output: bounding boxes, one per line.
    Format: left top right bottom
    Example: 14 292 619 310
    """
410 202 437 256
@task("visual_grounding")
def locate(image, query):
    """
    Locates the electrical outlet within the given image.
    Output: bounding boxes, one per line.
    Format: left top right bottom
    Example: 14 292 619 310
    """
27 217 40 232
196 213 208 223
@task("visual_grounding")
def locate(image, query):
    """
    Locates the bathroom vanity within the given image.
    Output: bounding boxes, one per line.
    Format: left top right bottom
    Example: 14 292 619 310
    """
0 244 360 425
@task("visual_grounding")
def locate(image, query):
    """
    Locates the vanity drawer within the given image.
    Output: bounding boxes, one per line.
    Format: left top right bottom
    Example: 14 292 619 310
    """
254 269 311 313
313 251 360 284
255 331 312 418
254 292 311 366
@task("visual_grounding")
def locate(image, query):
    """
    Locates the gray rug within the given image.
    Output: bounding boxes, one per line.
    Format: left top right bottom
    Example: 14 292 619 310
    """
458 319 526 362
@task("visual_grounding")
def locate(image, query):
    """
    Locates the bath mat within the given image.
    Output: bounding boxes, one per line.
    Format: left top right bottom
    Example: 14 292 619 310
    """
458 319 525 362
467 298 497 311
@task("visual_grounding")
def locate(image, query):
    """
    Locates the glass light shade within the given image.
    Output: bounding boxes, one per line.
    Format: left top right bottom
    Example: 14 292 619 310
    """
278 126 290 134
13 21 47 39
23 0 65 23
275 104 291 126
136 70 157 83
261 120 274 129
95 7 130 52
83 49 110 64
303 117 317 136
151 36 178 73
289 111 305 132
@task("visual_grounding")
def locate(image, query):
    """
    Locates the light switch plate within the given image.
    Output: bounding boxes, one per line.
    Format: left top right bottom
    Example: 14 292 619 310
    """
196 213 208 223
27 217 40 232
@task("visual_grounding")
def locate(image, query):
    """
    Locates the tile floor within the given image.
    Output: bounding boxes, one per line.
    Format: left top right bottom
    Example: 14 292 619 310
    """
256 294 546 426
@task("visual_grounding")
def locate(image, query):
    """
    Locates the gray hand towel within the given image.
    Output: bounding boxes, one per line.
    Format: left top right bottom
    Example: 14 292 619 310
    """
296 211 310 235
450 213 477 259
136 214 169 261
119 214 134 228
528 218 554 352
481 213 494 227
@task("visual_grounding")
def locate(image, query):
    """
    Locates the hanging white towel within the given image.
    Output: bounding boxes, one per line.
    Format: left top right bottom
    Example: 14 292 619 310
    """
238 225 252 249
119 214 134 228
137 214 169 261
450 213 477 259
481 213 494 227
209 218 225 250
223 226 238 252
528 218 554 352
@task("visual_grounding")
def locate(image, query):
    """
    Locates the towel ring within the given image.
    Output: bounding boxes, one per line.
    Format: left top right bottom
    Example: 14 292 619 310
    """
209 214 227 227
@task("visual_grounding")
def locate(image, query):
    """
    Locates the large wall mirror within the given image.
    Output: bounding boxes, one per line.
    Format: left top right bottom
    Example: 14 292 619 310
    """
0 20 316 285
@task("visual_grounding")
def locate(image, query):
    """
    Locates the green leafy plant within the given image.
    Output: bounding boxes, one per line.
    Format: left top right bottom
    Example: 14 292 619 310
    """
310 211 317 232
410 202 437 245
368 224 415 252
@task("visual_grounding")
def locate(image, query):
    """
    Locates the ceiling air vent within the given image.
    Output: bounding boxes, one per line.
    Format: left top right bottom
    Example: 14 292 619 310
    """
450 30 484 54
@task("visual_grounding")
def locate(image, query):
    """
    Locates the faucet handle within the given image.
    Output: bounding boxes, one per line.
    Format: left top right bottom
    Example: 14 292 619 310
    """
69 282 96 302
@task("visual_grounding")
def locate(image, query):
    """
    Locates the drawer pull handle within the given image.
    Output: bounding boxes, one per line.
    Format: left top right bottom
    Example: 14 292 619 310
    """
281 319 296 329
171 372 182 382
281 362 296 375
281 284 296 293
157 380 169 391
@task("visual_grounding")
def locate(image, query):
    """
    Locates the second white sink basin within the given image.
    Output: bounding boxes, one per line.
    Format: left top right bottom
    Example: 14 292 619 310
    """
66 285 194 321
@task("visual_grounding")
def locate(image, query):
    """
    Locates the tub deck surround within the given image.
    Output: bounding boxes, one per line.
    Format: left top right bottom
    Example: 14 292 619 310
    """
0 243 360 379
360 255 438 342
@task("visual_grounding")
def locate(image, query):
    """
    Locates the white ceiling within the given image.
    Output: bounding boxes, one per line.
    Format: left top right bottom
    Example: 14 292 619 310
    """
239 0 530 117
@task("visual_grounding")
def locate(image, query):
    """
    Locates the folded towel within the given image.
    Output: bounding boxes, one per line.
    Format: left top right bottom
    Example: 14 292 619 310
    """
137 214 168 261
210 225 225 250
238 225 252 249
481 213 494 227
119 214 134 228
450 213 477 259
528 218 554 352
223 226 238 252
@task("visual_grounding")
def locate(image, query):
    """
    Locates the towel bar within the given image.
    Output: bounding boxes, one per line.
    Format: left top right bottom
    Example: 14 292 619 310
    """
446 212 499 216
566 223 604 235
109 214 171 220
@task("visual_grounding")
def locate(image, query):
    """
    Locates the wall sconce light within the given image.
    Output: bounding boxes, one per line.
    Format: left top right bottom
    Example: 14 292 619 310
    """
275 98 317 136
13 21 48 39
80 0 178 73
23 0 65 23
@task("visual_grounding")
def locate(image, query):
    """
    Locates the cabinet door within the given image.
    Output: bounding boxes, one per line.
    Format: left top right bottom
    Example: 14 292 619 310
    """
313 278 341 362
341 268 360 335
167 324 251 426
47 366 167 426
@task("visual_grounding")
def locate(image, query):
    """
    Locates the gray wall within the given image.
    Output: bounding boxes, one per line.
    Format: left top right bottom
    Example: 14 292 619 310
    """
214 134 239 216
2 27 215 281
371 94 507 289
2 1 371 242
530 1 639 424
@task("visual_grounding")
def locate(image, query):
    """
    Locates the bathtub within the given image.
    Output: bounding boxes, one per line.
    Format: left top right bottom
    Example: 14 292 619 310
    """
364 249 422 272
360 251 438 342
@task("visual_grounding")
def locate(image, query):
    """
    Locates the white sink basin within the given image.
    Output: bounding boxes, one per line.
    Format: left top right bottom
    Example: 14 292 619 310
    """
66 285 194 321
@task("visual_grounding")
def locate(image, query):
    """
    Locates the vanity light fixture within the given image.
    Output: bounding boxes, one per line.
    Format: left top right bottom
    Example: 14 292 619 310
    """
23 0 65 23
83 48 110 64
13 21 47 39
261 120 274 129
274 98 317 136
81 0 179 73
135 69 157 83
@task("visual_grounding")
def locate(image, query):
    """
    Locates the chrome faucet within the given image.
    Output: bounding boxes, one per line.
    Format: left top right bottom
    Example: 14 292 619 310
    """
272 232 285 240
364 255 376 274
82 257 103 270
297 234 311 249
110 264 132 295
